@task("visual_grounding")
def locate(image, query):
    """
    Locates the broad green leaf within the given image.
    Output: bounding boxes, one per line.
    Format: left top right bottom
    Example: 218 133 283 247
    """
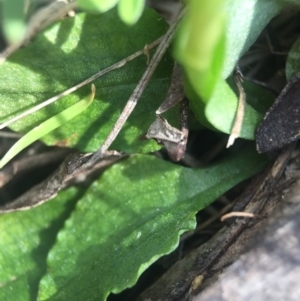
37 149 267 301
286 37 300 80
0 8 173 154
118 0 145 25
76 0 119 12
0 188 82 301
0 86 95 168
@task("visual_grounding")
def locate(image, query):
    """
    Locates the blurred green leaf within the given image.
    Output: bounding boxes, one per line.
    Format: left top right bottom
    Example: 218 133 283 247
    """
37 149 266 301
118 0 145 25
174 0 286 139
0 8 173 154
0 188 82 301
174 0 226 101
2 0 27 43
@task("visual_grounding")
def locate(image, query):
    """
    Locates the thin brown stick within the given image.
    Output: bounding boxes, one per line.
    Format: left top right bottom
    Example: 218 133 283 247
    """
88 8 186 165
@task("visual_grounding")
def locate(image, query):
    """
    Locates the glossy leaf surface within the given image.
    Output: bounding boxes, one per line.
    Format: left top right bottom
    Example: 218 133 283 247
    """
37 150 266 301
0 8 173 154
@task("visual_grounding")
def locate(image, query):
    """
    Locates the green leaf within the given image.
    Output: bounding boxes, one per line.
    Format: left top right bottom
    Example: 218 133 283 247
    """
2 0 27 43
222 0 284 78
204 80 265 140
37 149 267 301
118 0 145 25
0 8 173 154
0 86 95 168
174 0 285 139
185 77 275 137
241 80 275 113
76 0 119 12
0 188 82 301
174 0 226 101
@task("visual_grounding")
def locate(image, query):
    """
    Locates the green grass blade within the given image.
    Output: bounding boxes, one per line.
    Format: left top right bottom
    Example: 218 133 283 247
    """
0 85 95 169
